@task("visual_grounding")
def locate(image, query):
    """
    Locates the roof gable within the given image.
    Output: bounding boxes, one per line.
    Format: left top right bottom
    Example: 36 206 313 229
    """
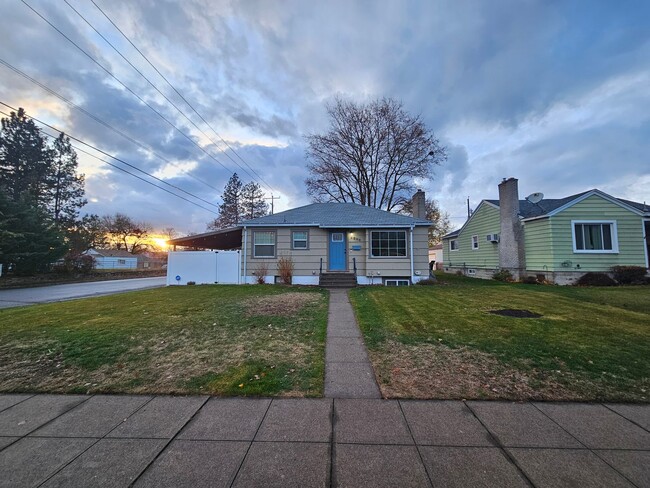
441 200 499 240
240 202 430 227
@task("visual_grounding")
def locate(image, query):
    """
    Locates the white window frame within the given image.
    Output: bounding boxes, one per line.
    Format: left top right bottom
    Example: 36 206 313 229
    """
370 230 408 258
117 259 126 265
253 230 276 258
449 239 459 251
472 235 479 250
571 220 619 254
385 279 410 286
291 230 309 250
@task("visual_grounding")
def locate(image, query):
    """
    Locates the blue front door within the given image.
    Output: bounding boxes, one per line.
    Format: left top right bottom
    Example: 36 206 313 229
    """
329 231 346 270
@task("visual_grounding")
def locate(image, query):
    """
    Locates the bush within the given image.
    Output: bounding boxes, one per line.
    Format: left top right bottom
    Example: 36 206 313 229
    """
492 269 514 282
610 266 647 285
54 252 95 274
576 272 616 287
416 278 437 286
277 256 294 285
254 262 269 284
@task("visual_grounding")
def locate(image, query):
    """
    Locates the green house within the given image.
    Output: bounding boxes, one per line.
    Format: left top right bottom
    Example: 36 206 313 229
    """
442 178 649 284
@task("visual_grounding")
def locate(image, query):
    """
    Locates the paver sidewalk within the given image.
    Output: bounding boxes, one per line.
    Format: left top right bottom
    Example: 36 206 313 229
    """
324 288 381 398
0 394 648 487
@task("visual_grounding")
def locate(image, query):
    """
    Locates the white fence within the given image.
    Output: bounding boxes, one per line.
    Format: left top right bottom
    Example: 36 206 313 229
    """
166 251 241 285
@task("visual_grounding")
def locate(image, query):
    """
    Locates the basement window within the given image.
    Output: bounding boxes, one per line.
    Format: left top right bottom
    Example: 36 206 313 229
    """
385 279 410 286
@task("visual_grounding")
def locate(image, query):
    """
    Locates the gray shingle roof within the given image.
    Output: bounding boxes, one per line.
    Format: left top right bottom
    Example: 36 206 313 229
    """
240 202 430 227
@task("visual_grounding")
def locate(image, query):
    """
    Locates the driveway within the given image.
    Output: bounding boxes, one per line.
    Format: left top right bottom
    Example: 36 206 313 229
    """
0 277 166 308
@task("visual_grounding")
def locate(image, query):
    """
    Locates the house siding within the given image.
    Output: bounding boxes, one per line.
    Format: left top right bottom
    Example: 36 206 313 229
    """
542 194 646 272
523 218 553 271
94 257 138 269
443 203 500 270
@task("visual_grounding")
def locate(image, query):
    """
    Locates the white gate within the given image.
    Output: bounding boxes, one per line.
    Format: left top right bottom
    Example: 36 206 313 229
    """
167 251 240 285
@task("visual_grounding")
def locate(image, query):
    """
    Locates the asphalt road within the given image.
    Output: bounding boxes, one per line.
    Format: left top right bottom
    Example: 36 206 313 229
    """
0 277 167 309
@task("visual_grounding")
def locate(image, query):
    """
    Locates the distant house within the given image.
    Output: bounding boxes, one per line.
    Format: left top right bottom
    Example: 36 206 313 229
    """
168 191 432 286
442 178 649 284
84 249 137 270
428 244 443 270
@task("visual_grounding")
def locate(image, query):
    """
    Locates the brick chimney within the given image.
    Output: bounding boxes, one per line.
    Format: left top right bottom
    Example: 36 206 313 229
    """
411 190 426 219
498 178 525 279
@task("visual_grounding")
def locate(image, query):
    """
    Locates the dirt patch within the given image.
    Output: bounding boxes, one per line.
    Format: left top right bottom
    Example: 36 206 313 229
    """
368 340 598 401
489 309 542 318
244 293 321 317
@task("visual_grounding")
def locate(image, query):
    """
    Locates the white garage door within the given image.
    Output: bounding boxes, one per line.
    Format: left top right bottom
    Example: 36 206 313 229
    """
167 251 240 285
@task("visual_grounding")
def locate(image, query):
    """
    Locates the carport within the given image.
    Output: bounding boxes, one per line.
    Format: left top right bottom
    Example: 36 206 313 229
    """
167 227 242 250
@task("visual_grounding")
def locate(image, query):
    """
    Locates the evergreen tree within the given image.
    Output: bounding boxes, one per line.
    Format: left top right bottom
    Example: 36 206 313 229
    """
0 108 51 205
240 181 269 220
47 133 86 226
67 214 107 253
207 173 243 230
0 190 67 275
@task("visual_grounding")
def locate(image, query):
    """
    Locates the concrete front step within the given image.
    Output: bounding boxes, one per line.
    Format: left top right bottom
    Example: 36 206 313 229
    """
320 273 357 288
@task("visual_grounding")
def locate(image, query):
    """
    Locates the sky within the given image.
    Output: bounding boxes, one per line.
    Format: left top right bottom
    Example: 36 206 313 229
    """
1 0 648 234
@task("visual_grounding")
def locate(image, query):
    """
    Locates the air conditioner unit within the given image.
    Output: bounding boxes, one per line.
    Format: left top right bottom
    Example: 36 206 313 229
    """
486 234 500 243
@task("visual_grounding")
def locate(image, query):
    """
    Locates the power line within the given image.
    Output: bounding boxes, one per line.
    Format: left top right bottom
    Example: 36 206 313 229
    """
63 0 265 189
89 0 276 194
20 0 245 183
0 103 219 215
0 57 221 194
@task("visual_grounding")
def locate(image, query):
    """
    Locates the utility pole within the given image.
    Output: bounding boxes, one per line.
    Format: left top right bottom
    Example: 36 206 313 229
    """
264 194 281 214
467 197 471 219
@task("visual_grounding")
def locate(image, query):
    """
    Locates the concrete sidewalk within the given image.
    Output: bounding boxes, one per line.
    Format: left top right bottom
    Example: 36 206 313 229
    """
0 394 648 487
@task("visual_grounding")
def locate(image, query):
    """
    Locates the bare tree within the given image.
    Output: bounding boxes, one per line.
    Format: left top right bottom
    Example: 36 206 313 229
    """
400 197 451 246
305 97 446 211
161 227 177 240
101 213 152 254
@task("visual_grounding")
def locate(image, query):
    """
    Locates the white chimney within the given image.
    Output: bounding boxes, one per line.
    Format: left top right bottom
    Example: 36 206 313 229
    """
498 178 525 279
412 190 426 219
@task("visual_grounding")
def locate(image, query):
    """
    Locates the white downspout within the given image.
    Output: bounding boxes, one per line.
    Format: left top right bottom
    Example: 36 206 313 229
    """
409 224 415 283
242 226 247 284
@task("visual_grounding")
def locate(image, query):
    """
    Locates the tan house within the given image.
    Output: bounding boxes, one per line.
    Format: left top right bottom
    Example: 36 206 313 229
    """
169 192 431 286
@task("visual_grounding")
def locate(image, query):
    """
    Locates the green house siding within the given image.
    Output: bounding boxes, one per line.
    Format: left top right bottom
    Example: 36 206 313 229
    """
445 203 500 269
543 195 646 272
523 218 553 271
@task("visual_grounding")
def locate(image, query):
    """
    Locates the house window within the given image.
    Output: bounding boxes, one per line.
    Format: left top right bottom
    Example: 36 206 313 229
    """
450 239 458 251
385 279 410 286
292 230 308 249
331 233 344 242
370 230 407 257
572 221 618 253
253 231 275 257
472 235 479 250
117 259 126 265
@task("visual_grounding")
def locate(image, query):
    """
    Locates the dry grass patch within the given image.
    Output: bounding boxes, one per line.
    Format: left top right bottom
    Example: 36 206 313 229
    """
244 292 321 316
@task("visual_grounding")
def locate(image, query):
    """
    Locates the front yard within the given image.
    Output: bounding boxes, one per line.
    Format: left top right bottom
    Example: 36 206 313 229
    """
0 286 328 397
349 273 650 402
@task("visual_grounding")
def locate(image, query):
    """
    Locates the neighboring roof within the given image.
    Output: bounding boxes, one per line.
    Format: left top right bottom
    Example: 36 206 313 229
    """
442 229 460 239
167 227 243 250
486 189 648 220
88 249 136 258
240 202 430 228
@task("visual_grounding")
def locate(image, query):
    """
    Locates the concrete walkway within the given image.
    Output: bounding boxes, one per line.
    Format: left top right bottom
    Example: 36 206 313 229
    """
324 289 381 398
0 394 648 487
0 277 167 309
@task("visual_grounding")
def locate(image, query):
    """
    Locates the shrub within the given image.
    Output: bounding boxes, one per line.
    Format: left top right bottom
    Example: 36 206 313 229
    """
254 262 269 284
277 256 294 285
186 281 196 285
576 272 616 287
416 278 437 286
492 269 514 282
610 266 647 285
55 252 96 274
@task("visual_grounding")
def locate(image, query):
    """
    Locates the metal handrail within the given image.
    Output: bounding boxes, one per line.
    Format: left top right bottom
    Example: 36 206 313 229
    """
353 257 357 276
319 257 323 275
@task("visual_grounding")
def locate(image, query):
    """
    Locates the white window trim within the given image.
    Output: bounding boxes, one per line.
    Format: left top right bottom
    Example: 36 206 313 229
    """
450 239 459 251
471 235 479 250
252 230 277 258
370 230 408 258
291 230 309 250
571 220 619 254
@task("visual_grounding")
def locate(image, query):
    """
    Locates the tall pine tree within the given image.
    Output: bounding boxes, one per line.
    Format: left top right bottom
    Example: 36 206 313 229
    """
207 173 243 230
240 181 268 220
47 133 86 226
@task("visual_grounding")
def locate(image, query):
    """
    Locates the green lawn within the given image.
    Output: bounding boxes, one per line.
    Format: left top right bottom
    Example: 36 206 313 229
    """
0 286 328 397
349 273 650 401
